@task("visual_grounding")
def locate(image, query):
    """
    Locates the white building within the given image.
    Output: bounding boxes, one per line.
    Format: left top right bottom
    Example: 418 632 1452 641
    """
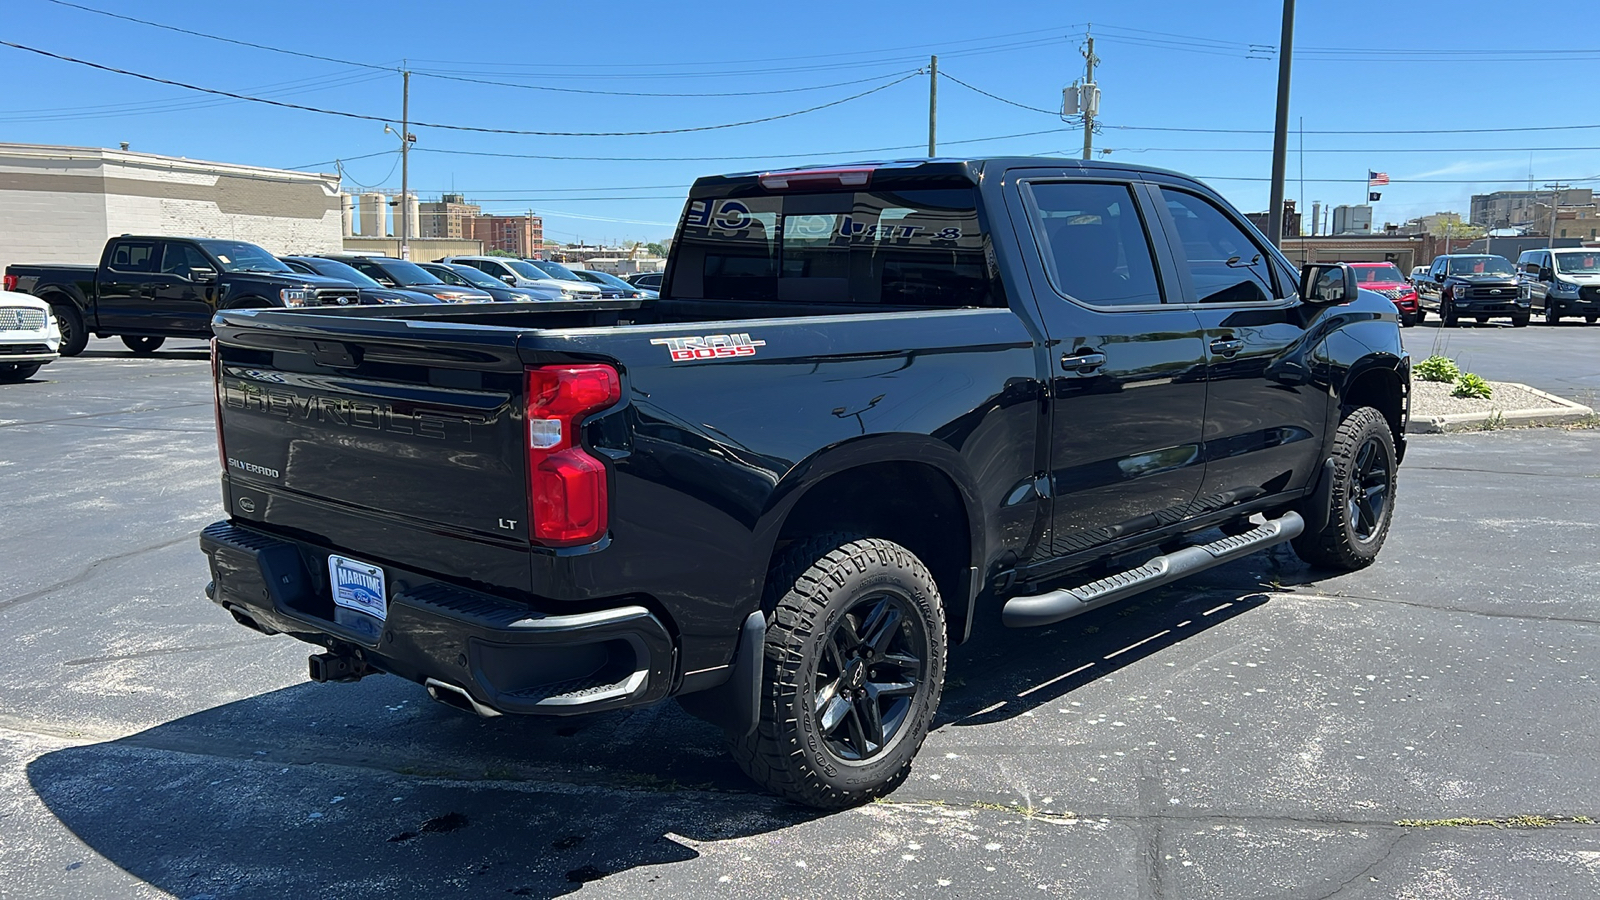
0 142 344 267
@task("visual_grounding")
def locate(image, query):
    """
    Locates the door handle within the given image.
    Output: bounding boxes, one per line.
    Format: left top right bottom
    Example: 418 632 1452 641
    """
1060 351 1107 377
1209 338 1244 357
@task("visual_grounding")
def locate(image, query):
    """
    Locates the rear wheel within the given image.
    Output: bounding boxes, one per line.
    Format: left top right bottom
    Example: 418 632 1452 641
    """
1587 316 1598 325
120 335 166 355
50 302 88 356
1292 407 1397 572
0 363 42 382
731 536 946 809
1415 307 1427 324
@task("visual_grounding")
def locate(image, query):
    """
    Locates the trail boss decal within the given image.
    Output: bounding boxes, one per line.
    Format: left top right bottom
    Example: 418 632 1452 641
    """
650 333 766 362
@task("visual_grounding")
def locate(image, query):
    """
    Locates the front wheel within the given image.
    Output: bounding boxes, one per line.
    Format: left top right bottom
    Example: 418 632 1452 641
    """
121 335 166 355
0 362 42 382
732 536 946 809
1441 299 1458 327
1415 307 1427 324
1546 300 1562 325
1586 316 1597 325
1292 406 1398 572
1512 314 1529 328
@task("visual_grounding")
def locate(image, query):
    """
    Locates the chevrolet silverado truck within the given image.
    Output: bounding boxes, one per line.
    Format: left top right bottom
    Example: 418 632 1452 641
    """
199 159 1409 808
3 236 365 356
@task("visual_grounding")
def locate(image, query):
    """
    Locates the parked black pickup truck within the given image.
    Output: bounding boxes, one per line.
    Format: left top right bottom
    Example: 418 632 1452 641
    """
200 159 1409 808
1414 253 1530 327
3 236 364 356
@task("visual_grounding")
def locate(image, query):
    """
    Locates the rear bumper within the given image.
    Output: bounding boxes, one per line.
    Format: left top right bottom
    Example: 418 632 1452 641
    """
199 521 676 716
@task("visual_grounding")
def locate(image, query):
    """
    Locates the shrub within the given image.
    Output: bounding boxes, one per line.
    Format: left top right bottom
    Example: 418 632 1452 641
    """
1416 355 1461 383
1452 372 1493 399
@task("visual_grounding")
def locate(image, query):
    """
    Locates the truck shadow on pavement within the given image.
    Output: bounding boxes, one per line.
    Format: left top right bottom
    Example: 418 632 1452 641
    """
25 554 1300 899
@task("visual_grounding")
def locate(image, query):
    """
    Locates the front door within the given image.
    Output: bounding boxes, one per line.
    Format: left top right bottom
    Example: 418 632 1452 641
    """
1148 183 1327 510
94 238 161 333
1006 175 1209 560
147 241 219 334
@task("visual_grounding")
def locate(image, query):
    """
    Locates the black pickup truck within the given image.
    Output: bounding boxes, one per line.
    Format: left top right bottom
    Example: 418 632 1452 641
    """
3 236 364 356
1414 253 1530 327
199 158 1409 808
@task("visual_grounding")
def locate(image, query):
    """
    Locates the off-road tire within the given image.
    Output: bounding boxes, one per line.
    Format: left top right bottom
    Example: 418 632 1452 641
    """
51 302 88 356
121 335 166 355
1292 406 1397 572
731 535 946 810
0 363 42 382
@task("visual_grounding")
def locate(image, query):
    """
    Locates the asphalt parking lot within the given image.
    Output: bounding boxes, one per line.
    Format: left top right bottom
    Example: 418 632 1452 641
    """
3 331 1600 900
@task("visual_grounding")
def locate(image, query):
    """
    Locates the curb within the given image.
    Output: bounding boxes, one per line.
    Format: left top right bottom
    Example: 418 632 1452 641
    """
1408 382 1595 434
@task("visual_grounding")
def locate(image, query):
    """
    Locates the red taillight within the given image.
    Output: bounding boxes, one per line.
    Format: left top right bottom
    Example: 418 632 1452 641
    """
758 166 875 191
526 364 621 547
210 337 227 474
2 274 18 292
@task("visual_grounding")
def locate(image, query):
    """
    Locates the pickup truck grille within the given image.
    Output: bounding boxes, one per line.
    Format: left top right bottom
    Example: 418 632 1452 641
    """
313 288 362 307
0 307 47 330
1462 284 1517 301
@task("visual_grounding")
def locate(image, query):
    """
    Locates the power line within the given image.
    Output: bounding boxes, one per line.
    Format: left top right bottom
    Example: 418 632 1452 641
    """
0 40 921 137
938 72 1062 116
1106 145 1600 154
1108 122 1600 136
411 68 923 98
409 127 1074 163
285 149 397 171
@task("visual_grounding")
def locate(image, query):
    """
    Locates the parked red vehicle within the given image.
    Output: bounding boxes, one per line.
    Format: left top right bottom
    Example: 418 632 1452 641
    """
1347 262 1418 326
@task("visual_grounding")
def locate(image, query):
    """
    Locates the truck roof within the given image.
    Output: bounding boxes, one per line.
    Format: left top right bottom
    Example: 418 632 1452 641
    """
692 157 1199 196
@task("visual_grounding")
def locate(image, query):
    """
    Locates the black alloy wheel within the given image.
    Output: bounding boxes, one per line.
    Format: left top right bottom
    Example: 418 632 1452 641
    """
51 303 88 356
1346 435 1393 544
812 592 926 762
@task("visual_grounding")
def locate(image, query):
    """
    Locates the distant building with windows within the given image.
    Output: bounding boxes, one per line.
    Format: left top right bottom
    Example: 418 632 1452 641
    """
418 193 481 240
1471 189 1594 230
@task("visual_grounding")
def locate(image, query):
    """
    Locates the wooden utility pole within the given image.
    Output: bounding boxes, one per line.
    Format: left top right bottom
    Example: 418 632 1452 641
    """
928 55 938 157
400 69 410 260
1266 0 1296 247
1081 32 1097 160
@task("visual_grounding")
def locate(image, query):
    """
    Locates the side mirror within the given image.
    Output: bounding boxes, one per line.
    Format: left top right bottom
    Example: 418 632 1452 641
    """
189 267 217 283
1299 262 1358 306
1433 273 1445 282
1540 267 1553 281
502 274 517 285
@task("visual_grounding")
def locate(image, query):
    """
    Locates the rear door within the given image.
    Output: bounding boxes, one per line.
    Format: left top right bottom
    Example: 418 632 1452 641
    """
1003 171 1208 560
1147 182 1326 509
95 238 161 332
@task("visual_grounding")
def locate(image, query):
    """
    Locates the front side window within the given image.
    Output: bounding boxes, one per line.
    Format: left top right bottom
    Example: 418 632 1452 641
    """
160 242 212 278
669 187 991 308
1160 188 1279 303
504 260 550 281
107 240 157 273
1024 182 1163 307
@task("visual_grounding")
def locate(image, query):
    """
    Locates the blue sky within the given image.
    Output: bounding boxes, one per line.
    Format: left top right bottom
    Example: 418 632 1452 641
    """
4 0 1598 244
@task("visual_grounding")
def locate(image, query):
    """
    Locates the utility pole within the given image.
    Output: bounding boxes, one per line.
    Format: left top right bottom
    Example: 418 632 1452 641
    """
928 55 937 157
400 68 411 260
1081 30 1098 160
1266 0 1296 247
1544 182 1570 241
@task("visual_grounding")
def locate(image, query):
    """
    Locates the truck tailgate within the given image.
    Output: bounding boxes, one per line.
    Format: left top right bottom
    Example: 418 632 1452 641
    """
213 309 536 595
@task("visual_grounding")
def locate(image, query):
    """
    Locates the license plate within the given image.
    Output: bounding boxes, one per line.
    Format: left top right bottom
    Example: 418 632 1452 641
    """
328 554 387 624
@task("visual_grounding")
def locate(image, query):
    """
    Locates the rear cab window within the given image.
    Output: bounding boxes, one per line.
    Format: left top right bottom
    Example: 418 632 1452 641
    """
107 240 158 273
668 185 995 309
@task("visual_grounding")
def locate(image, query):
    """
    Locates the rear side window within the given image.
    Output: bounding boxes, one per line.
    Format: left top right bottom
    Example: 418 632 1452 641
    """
1024 182 1164 307
1160 188 1280 303
668 187 992 308
107 240 157 273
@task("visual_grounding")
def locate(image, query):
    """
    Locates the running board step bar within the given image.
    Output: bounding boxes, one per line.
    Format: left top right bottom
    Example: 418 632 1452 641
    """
1002 511 1304 629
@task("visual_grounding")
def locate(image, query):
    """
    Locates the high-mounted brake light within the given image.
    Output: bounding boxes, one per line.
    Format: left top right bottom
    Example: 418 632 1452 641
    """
210 337 227 474
526 364 621 547
758 166 875 191
2 274 18 292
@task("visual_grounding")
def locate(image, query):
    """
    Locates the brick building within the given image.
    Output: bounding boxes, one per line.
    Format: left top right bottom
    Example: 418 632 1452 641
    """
464 212 543 256
0 142 343 266
418 193 481 240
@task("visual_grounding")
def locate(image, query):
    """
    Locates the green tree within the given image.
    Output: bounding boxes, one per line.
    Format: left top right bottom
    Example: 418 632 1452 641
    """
645 242 667 257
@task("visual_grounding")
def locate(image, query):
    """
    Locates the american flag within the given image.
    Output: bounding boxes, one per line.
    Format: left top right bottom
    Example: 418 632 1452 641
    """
1368 171 1390 186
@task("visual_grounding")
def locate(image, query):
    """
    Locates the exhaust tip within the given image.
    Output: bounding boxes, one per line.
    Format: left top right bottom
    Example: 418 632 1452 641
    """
424 678 502 718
